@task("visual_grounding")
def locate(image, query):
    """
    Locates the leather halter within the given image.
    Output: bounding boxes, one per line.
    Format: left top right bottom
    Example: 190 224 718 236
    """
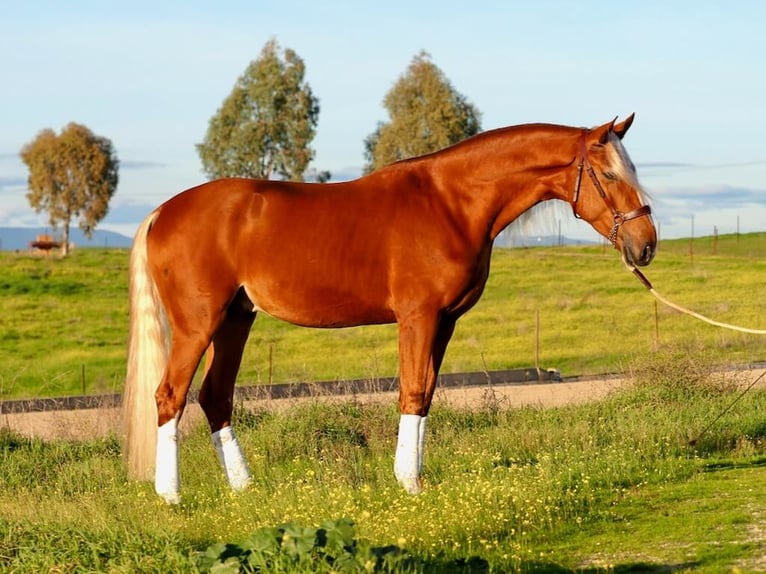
571 130 652 246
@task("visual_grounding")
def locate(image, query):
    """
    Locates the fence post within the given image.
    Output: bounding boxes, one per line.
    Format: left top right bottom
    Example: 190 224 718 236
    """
689 215 694 266
535 309 541 380
268 343 274 386
714 226 719 254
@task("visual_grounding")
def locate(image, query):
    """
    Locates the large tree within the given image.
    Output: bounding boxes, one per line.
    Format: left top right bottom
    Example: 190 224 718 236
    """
20 123 119 256
197 39 320 181
364 52 482 174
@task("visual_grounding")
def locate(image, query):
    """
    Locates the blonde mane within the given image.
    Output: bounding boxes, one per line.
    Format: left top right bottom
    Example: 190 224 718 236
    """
502 131 650 245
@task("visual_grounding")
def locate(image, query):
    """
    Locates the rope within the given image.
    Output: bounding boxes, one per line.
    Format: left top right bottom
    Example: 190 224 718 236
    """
625 263 766 446
687 369 766 447
627 265 766 335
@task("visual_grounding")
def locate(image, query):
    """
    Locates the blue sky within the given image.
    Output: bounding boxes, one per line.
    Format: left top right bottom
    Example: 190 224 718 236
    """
1 1 765 241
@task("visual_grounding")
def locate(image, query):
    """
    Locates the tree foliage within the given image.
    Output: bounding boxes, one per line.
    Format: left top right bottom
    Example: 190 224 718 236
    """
196 39 321 182
363 52 482 174
20 123 119 256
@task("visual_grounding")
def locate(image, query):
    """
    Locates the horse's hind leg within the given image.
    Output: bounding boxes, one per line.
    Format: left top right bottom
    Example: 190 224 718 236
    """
154 331 212 504
198 291 256 492
153 287 241 503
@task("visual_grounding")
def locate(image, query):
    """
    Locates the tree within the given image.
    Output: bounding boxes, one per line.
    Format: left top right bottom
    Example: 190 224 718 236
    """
197 39 320 182
363 51 482 174
20 123 119 256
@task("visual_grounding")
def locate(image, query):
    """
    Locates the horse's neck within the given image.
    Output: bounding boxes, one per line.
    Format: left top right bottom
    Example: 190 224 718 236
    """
430 127 576 241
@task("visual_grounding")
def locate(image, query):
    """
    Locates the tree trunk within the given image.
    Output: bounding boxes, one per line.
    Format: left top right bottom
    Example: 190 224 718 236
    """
61 221 70 256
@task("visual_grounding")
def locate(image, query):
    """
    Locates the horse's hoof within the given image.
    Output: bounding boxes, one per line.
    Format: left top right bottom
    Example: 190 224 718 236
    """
397 476 423 495
230 476 252 492
157 490 181 505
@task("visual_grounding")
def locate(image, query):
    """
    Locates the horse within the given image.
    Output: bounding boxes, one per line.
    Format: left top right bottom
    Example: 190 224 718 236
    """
123 115 656 503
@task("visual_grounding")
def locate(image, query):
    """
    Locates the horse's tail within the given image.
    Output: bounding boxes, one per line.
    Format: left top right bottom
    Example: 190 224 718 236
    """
123 210 167 481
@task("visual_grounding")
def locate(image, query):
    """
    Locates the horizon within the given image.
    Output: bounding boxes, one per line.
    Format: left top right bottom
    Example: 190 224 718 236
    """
0 223 756 253
2 1 765 242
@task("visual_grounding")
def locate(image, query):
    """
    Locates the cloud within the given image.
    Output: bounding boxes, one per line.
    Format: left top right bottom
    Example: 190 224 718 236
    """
657 184 766 210
640 159 766 178
120 159 168 170
0 205 44 227
327 166 362 182
102 202 156 224
0 175 27 192
637 161 694 169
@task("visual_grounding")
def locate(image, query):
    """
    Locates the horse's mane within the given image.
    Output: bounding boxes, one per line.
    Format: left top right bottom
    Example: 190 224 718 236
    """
502 131 650 244
501 201 572 246
604 132 651 203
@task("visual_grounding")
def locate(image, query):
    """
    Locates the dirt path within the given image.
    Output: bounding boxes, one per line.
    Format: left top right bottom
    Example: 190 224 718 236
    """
1 378 626 441
3 369 764 441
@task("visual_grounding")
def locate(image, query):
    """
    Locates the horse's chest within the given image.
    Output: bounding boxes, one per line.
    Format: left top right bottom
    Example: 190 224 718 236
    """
443 259 491 317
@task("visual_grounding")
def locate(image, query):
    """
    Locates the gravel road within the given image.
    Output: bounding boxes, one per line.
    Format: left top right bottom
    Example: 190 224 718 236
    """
4 369 764 441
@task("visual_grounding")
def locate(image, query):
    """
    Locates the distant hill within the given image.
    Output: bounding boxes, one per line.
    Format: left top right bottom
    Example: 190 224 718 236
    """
0 226 594 252
495 233 598 248
0 227 133 251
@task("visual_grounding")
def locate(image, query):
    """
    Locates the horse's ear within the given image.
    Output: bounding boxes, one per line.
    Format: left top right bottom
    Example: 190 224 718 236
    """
590 117 617 145
612 113 635 140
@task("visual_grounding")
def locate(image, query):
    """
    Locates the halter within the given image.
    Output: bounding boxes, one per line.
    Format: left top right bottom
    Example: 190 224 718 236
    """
571 130 652 246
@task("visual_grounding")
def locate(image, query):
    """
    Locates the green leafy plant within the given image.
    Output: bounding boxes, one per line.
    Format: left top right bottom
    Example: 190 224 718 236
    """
196 518 413 573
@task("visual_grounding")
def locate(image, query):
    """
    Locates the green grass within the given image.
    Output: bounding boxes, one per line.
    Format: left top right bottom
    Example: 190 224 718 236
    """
535 462 766 572
1 352 765 572
1 232 766 399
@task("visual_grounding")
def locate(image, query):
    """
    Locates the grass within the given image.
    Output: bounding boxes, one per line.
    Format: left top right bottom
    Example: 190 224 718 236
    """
1 232 766 400
1 351 765 571
0 249 128 398
537 462 766 572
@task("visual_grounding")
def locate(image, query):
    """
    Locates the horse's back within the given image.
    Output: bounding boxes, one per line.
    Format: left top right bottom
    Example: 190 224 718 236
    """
147 178 399 326
145 175 491 328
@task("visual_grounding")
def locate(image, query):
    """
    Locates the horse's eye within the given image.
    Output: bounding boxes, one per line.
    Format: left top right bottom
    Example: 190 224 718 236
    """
602 171 617 181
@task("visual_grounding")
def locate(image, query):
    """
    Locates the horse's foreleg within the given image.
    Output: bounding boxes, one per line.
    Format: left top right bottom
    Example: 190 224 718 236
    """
199 306 256 492
394 314 456 494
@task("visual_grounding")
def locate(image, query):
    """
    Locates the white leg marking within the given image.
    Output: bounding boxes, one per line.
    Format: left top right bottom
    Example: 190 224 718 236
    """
394 414 424 494
417 416 427 474
212 425 252 491
155 418 180 504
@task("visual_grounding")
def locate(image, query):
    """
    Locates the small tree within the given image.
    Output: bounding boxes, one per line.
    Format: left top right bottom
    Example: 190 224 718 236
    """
197 38 320 181
20 123 119 256
363 51 482 174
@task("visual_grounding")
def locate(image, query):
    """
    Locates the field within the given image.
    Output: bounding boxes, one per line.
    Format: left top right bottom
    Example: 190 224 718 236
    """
2 233 766 400
1 233 766 572
1 355 766 572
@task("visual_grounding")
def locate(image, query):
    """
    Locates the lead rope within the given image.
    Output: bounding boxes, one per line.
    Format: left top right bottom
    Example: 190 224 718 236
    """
626 263 766 446
626 263 766 335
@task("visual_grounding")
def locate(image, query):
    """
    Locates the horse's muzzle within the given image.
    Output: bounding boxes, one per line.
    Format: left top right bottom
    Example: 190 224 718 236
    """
623 239 656 268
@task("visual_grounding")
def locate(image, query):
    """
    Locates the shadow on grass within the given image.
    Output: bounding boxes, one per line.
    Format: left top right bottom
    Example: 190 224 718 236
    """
702 454 766 472
414 555 490 573
415 556 701 573
521 561 700 573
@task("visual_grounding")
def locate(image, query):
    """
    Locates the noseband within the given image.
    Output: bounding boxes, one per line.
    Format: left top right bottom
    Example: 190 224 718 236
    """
571 130 652 246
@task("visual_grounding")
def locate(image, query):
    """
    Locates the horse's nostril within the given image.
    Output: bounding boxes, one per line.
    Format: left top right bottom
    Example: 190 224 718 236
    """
642 243 655 264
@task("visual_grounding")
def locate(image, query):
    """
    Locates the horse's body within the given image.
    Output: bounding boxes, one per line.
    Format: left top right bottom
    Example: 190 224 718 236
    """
124 116 656 503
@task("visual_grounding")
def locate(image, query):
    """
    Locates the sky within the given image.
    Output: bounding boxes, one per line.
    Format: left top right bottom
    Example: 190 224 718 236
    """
1 0 765 242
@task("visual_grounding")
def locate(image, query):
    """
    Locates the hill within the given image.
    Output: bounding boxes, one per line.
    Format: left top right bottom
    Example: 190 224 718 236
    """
0 226 591 251
0 227 133 251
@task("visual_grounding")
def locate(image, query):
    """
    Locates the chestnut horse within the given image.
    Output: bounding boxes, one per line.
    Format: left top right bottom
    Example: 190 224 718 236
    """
124 115 655 503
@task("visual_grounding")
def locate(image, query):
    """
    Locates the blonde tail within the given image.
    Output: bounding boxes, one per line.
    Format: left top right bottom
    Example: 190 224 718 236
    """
123 211 167 480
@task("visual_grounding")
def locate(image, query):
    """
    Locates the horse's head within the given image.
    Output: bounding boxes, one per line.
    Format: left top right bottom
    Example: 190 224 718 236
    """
569 114 656 267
